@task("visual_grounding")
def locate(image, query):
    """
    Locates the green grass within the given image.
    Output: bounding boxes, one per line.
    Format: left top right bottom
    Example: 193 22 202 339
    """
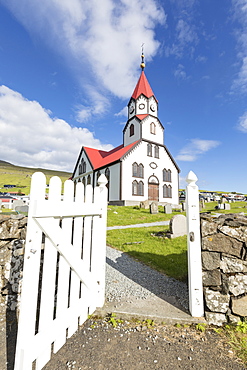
0 161 71 195
201 201 247 214
107 226 188 281
107 205 184 227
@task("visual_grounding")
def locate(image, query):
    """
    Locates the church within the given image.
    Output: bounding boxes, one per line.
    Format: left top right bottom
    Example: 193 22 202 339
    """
72 55 180 206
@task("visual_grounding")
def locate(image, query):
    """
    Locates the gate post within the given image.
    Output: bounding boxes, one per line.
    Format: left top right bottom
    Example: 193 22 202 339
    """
185 171 204 317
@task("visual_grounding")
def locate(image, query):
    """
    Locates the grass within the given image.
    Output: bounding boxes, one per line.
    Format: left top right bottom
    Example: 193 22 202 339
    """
107 225 188 281
0 161 71 195
107 205 184 227
201 201 247 214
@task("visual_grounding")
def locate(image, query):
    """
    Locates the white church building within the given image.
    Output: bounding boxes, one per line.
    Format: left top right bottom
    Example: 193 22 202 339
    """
72 56 180 206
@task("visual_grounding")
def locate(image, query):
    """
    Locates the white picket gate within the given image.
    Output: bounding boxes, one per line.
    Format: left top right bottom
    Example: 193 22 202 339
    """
14 172 108 370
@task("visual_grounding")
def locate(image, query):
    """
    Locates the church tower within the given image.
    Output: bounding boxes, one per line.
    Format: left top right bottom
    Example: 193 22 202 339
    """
123 53 164 147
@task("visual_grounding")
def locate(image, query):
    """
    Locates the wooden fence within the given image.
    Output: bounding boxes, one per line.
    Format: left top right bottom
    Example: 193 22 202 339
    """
14 172 108 370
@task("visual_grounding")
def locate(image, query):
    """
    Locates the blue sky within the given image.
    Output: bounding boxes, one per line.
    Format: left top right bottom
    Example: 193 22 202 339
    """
0 0 247 193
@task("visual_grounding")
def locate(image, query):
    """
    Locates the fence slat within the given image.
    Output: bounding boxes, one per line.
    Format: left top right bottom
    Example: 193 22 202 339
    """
36 176 62 370
14 172 46 370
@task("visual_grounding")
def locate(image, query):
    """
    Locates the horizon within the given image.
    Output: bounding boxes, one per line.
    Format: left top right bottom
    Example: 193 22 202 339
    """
0 1 247 193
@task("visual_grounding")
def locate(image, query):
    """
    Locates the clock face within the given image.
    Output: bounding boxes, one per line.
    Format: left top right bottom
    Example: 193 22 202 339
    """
150 104 156 112
129 105 135 114
139 103 145 110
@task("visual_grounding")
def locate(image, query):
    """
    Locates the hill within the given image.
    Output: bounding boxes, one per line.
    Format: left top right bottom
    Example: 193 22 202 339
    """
0 161 72 195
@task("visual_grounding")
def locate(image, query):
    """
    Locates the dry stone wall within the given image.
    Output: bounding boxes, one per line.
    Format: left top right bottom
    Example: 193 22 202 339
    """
201 213 247 325
0 214 27 316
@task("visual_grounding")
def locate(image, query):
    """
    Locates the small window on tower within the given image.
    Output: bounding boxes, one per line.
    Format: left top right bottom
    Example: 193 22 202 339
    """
150 122 156 135
130 124 134 137
147 143 152 157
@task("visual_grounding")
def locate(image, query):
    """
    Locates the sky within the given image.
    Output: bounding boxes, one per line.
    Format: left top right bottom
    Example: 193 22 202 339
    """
0 0 247 193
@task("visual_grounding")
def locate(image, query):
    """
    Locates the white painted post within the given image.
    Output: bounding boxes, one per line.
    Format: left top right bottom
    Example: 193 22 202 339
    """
185 171 204 317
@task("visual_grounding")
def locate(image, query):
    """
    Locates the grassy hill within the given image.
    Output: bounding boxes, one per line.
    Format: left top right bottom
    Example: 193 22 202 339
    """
0 161 72 195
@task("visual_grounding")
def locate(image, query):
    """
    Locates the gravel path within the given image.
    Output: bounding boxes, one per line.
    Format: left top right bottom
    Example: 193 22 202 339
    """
105 246 189 311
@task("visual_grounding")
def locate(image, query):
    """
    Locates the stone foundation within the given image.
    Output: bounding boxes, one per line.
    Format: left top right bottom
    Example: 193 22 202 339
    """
201 213 247 325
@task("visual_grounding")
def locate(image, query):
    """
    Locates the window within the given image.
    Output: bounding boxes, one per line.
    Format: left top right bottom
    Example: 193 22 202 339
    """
96 171 101 181
132 163 144 178
139 164 144 178
132 180 138 195
132 180 144 196
130 123 134 137
147 143 152 157
105 168 110 180
163 184 172 198
138 181 144 196
82 178 86 186
154 145 159 159
132 162 138 177
79 159 86 175
87 175 91 185
150 122 156 134
163 169 171 182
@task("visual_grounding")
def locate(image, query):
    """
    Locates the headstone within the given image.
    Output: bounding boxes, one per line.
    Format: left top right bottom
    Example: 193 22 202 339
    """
150 201 158 214
169 214 187 238
181 202 186 211
12 200 24 210
224 203 231 210
15 205 29 213
164 204 172 214
140 200 149 209
200 199 205 209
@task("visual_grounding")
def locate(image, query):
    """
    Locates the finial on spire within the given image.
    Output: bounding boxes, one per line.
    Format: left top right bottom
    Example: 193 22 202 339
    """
140 43 145 70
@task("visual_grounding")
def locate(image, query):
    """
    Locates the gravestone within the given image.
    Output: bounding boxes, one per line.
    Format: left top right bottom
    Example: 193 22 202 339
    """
164 203 172 214
150 201 158 214
140 200 149 209
224 203 231 210
200 199 205 209
15 205 29 213
169 214 187 238
12 200 24 210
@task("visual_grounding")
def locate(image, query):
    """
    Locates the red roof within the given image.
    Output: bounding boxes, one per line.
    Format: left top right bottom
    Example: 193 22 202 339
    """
136 114 149 121
132 71 155 99
84 141 138 170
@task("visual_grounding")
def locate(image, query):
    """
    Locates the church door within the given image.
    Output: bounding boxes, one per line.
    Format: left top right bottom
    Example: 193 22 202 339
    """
148 176 159 201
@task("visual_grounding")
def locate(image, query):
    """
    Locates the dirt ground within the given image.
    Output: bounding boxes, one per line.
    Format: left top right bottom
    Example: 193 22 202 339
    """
43 316 246 370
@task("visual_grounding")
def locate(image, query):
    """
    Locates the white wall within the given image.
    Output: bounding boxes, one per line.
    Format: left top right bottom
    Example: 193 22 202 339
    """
121 141 179 204
124 117 141 146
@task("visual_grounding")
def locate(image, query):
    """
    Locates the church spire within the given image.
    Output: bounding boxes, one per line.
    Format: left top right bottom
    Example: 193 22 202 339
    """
140 44 145 70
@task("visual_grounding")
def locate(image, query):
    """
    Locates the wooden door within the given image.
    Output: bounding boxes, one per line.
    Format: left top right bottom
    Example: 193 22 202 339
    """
148 183 159 201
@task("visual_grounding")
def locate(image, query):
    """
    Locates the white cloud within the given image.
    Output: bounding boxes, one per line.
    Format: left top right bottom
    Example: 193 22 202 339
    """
174 64 187 79
3 0 166 103
114 106 128 117
176 138 221 161
0 85 113 171
231 0 247 93
237 111 247 132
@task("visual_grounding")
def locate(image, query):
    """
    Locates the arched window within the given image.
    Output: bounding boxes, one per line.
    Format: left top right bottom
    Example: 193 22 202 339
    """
130 123 134 137
132 180 138 195
82 178 86 186
138 164 144 178
150 122 156 134
167 169 171 182
138 181 144 196
87 175 91 185
105 168 110 180
147 143 152 157
79 164 82 175
83 160 86 173
96 171 101 181
163 184 168 198
154 145 159 158
132 162 138 177
163 184 172 198
168 185 172 198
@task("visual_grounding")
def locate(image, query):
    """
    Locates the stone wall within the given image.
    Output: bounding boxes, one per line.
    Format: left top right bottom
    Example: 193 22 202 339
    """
0 214 27 316
201 213 247 325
